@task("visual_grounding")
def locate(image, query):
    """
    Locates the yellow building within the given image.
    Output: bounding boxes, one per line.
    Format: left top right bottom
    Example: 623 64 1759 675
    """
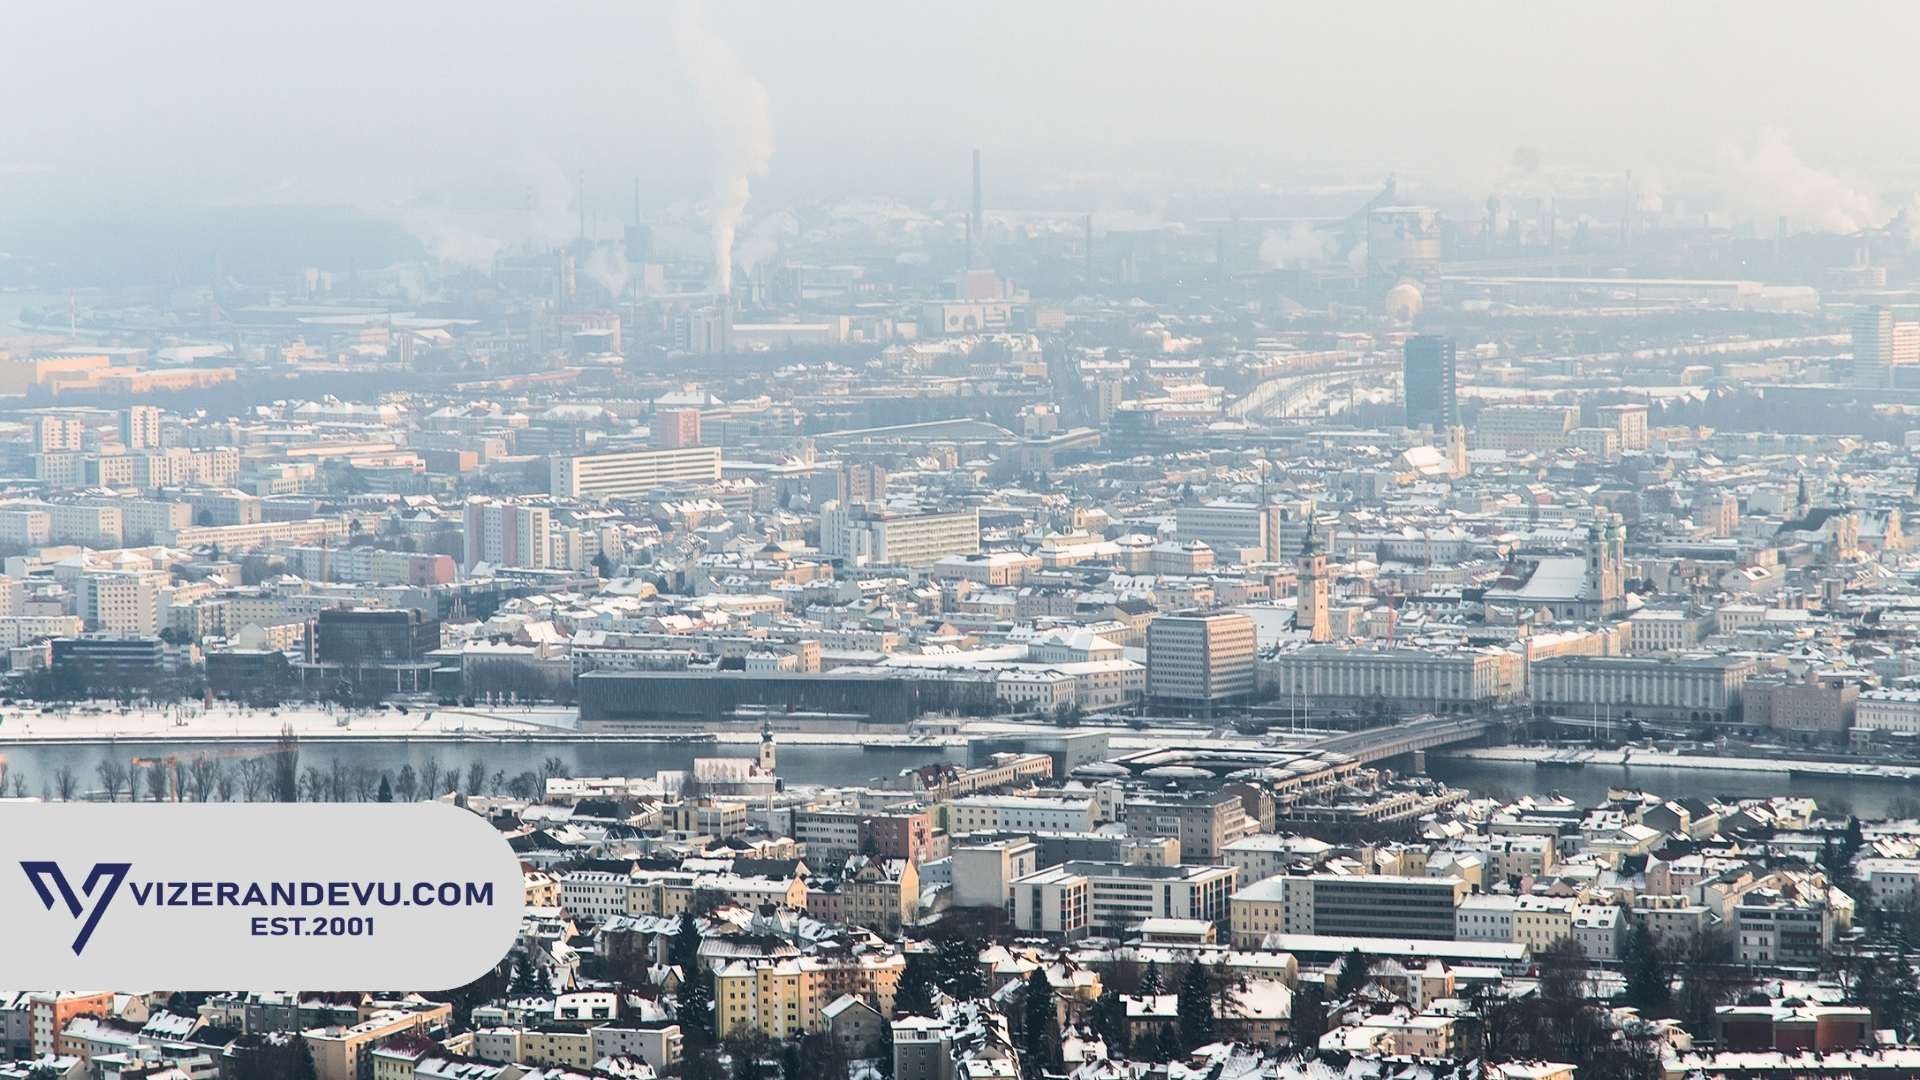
626 870 807 917
521 1027 597 1070
305 1004 452 1080
713 953 905 1040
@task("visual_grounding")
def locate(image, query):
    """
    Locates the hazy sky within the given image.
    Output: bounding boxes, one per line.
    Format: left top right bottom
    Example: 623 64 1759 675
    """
5 2 1919 229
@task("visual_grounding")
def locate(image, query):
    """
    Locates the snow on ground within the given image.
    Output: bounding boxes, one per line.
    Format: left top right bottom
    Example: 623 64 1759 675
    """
1451 744 1920 780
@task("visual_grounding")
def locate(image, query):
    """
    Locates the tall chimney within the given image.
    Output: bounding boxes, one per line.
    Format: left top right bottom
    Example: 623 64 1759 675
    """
1085 214 1095 289
971 148 983 266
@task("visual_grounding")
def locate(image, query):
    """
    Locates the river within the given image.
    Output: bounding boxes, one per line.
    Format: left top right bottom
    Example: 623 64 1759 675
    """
1 735 1909 817
0 739 967 798
1426 754 1915 818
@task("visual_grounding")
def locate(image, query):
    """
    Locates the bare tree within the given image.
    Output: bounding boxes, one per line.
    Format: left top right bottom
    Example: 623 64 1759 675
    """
214 761 236 802
466 761 486 797
272 724 300 802
421 758 444 800
350 765 380 802
301 765 326 802
97 758 128 802
144 759 172 801
9 773 24 798
237 758 268 802
55 765 78 802
187 756 219 802
395 763 419 802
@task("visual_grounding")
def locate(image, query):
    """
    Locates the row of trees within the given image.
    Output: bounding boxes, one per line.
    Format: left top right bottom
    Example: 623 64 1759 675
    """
20 729 572 804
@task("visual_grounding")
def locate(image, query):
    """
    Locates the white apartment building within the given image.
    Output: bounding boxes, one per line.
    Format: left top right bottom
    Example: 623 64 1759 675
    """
463 500 552 570
49 504 122 547
0 615 84 648
77 571 166 636
1176 502 1274 562
551 446 723 499
1220 834 1335 883
1857 689 1920 734
946 794 1097 835
819 503 981 567
0 508 51 548
1012 861 1238 939
1455 894 1518 943
1471 404 1579 453
560 867 632 921
171 518 347 553
950 838 1040 911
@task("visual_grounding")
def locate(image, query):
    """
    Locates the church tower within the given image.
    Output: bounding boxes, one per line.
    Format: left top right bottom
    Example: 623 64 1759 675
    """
758 721 777 774
1296 514 1330 642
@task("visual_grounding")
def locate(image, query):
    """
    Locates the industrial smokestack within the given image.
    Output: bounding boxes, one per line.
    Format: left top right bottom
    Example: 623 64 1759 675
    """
1622 169 1632 251
971 148 983 266
1085 214 1094 289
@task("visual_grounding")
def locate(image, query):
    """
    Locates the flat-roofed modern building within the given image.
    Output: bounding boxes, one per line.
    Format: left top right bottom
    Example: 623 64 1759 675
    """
1146 610 1257 707
551 446 722 499
1012 860 1238 938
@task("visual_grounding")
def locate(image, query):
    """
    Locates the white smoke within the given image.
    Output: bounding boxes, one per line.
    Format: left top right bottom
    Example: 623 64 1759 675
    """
1712 129 1878 236
584 239 630 300
399 206 506 270
1632 165 1666 214
521 154 579 246
1258 222 1335 268
672 0 773 297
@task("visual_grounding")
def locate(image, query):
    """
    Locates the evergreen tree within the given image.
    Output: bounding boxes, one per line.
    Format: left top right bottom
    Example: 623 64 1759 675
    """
1021 968 1055 1068
933 928 983 998
1139 960 1164 995
1289 984 1327 1055
673 912 715 1041
1091 985 1129 1057
1334 948 1371 998
376 774 393 802
512 951 540 994
1175 963 1215 1051
877 1018 897 1080
1621 922 1670 1013
1154 1025 1184 1062
896 953 937 1016
287 1035 317 1080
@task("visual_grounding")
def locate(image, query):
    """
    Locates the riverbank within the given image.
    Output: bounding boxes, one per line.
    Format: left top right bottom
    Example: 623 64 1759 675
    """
0 705 1309 753
1448 745 1920 783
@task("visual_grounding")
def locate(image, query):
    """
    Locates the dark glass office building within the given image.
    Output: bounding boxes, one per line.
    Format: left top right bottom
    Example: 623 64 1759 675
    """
1403 335 1459 429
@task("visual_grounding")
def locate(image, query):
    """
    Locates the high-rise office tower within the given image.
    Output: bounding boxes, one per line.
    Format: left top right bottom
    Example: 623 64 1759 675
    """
1855 307 1895 389
1403 335 1459 430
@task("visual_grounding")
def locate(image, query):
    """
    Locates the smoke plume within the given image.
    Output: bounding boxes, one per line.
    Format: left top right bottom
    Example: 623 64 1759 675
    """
672 0 773 297
584 239 630 300
1258 222 1336 268
1713 129 1877 236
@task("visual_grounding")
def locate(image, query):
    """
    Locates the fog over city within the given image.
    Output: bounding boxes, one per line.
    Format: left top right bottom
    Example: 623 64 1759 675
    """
11 7 1920 1080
